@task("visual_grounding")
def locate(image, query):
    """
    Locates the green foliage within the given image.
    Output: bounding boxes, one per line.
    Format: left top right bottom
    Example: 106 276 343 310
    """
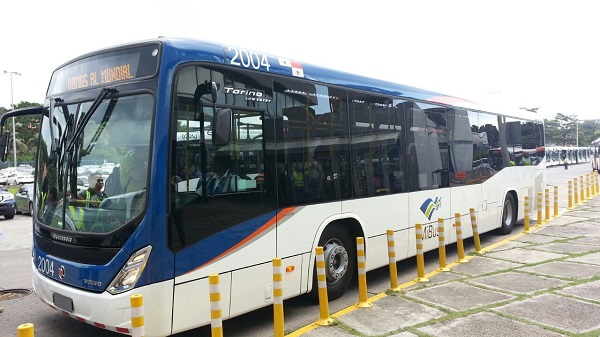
544 112 599 146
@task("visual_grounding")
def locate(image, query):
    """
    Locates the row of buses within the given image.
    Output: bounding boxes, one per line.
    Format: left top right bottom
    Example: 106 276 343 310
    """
545 146 593 167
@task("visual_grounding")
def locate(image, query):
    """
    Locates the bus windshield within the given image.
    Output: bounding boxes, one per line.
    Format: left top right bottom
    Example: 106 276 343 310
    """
36 93 154 235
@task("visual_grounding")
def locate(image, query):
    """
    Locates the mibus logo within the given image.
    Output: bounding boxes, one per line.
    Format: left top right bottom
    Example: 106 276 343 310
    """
420 197 442 220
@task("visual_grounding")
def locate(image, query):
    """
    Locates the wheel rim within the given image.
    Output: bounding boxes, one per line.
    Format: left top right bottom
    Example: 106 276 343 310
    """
323 238 349 284
503 199 514 226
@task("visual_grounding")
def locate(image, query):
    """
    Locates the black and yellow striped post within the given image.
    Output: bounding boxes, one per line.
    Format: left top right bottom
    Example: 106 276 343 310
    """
17 323 34 337
436 218 449 272
523 196 531 233
454 213 468 263
386 230 400 290
469 208 483 253
414 224 430 282
314 247 334 325
272 258 285 337
130 294 145 337
355 237 372 307
554 185 559 217
209 274 223 337
536 192 543 227
545 188 550 221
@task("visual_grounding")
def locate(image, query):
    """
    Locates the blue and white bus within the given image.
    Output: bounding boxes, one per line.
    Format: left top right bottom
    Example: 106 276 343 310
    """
0 38 544 336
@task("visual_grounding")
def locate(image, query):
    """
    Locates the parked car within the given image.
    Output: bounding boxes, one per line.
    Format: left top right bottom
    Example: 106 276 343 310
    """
0 187 16 219
15 183 35 215
0 172 8 185
6 171 34 185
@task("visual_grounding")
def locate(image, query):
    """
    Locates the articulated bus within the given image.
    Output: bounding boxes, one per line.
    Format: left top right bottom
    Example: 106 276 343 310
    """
0 38 544 336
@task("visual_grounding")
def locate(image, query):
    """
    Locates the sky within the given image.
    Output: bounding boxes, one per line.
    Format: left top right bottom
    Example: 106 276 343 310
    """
1 0 599 120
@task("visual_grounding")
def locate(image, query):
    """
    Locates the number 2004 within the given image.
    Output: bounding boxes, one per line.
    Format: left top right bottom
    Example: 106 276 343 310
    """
37 256 55 277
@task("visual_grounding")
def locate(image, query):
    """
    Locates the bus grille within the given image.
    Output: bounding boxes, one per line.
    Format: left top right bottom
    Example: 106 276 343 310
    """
36 234 120 265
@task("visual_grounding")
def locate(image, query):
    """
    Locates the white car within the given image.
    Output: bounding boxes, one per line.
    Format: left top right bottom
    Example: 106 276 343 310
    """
6 171 34 185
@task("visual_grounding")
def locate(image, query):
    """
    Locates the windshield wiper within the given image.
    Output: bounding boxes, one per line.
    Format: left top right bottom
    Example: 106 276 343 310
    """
66 87 116 154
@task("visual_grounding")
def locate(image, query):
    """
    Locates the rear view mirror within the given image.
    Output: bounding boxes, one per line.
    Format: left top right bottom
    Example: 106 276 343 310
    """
0 132 10 162
212 108 232 146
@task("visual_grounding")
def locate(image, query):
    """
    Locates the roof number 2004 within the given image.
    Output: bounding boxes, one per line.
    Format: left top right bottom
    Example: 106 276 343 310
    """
228 47 271 71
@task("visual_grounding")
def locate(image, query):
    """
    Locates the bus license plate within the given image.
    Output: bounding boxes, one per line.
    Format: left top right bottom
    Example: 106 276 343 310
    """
53 292 73 312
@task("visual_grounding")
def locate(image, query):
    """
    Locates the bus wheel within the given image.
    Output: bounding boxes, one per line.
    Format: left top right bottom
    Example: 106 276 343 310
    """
311 225 356 301
498 193 516 234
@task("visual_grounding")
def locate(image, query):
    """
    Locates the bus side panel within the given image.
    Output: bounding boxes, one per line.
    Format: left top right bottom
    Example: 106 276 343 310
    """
229 255 304 317
449 184 482 238
172 273 232 334
342 193 409 271
480 170 510 232
406 189 452 258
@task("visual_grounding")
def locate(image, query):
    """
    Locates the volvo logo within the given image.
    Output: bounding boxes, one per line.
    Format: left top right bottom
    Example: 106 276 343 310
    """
58 265 65 279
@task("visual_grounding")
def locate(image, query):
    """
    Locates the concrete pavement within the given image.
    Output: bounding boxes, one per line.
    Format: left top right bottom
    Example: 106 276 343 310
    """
292 189 600 337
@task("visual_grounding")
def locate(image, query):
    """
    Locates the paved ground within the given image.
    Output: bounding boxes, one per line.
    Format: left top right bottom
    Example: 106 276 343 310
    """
290 188 600 337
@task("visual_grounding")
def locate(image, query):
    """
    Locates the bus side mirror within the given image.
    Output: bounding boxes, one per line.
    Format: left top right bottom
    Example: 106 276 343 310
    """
0 132 10 163
211 82 218 103
212 108 231 146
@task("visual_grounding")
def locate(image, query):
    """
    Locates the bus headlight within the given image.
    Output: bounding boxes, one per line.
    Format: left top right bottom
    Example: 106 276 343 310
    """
107 246 152 295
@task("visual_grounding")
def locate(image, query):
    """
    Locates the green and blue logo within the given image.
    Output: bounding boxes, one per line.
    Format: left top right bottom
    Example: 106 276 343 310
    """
420 197 442 220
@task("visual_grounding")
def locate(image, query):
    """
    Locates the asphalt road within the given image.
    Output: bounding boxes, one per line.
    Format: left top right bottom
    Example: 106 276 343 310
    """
0 162 594 337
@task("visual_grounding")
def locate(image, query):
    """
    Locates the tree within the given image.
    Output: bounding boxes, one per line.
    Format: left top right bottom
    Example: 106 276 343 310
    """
544 113 578 146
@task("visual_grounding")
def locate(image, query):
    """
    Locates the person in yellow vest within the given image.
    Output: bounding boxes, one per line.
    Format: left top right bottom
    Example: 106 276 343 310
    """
77 172 108 207
292 163 305 203
521 152 532 165
509 154 516 166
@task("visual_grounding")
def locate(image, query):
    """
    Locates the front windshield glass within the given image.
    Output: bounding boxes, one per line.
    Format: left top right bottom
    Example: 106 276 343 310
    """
36 93 154 234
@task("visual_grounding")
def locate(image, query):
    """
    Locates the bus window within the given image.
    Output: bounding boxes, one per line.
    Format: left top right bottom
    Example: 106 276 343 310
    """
349 93 407 197
405 102 448 191
274 79 350 205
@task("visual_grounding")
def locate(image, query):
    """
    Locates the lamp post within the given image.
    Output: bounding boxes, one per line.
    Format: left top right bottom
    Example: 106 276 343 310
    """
2 70 20 167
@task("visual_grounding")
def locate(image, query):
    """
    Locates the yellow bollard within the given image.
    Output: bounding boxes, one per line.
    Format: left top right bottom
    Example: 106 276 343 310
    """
436 218 449 272
413 224 430 282
209 274 223 337
355 237 372 307
554 185 559 217
386 230 400 290
536 192 543 227
523 196 531 233
545 188 550 221
17 323 34 337
469 208 483 253
568 180 573 209
595 171 599 195
580 175 584 202
130 294 145 337
273 258 285 337
314 247 334 325
574 178 579 205
454 213 468 263
544 188 550 221
586 174 591 199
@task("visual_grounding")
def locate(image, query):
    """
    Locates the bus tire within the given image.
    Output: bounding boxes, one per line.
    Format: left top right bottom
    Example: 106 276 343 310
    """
498 193 516 234
310 224 356 301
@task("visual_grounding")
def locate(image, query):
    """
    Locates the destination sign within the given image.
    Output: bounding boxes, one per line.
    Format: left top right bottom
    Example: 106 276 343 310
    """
48 44 160 95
